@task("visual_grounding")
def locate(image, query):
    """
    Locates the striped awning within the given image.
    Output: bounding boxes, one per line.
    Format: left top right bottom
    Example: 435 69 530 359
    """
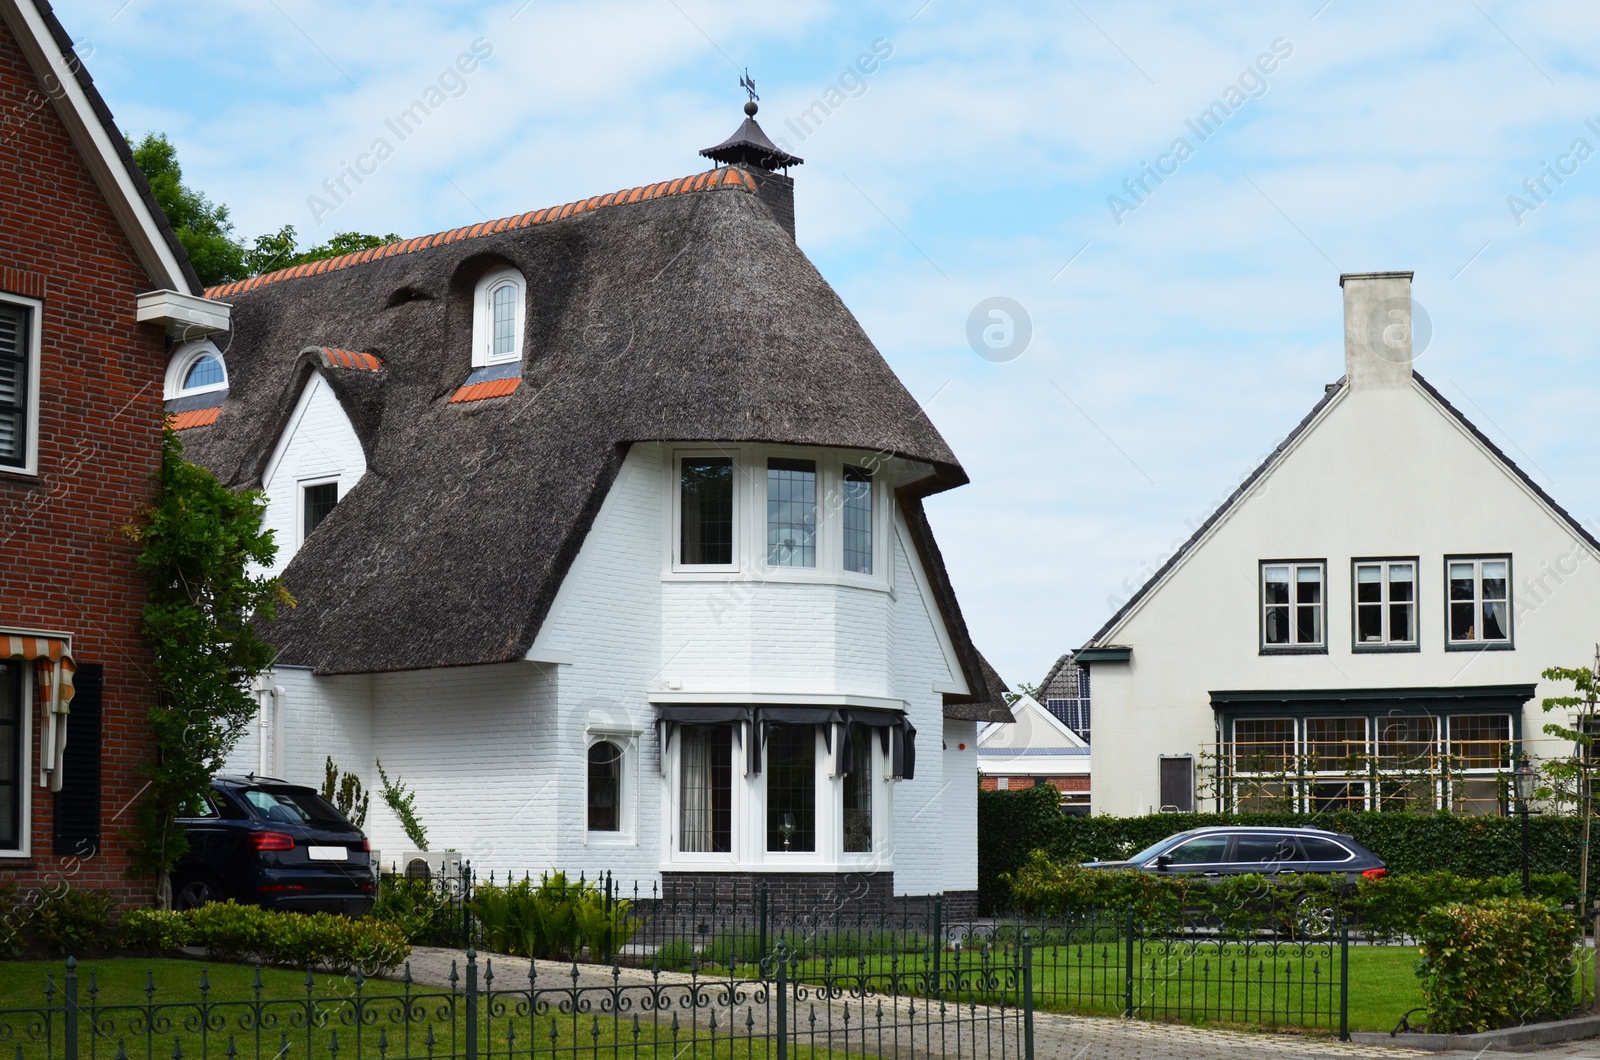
2 633 76 790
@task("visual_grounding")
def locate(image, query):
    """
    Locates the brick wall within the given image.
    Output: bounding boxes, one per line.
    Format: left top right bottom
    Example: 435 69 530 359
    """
0 21 165 903
979 776 1090 792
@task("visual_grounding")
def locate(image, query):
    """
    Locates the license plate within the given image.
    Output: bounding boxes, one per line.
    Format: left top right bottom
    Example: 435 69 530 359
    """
308 846 348 861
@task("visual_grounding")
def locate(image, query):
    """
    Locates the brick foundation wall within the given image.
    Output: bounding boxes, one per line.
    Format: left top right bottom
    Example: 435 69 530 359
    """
0 21 166 906
661 870 895 915
979 776 1090 793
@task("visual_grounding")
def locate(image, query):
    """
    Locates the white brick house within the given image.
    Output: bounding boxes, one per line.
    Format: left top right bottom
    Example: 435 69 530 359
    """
177 109 1010 909
1079 271 1600 818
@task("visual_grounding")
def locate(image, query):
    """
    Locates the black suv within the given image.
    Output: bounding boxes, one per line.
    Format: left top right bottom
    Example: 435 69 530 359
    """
1084 826 1387 884
172 775 375 914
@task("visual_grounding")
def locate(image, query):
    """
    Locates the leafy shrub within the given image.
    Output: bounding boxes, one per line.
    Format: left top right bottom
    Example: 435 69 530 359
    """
1417 898 1579 1033
470 873 635 961
31 888 116 954
654 939 696 971
135 902 408 975
1352 872 1575 942
119 909 193 953
979 786 1600 913
0 883 29 957
372 877 457 945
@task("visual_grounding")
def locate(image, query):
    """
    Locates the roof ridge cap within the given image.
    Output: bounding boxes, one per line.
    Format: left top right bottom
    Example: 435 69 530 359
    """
204 167 759 300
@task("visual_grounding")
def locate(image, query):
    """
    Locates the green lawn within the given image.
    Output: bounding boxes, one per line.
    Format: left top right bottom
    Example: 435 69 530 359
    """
0 960 804 1060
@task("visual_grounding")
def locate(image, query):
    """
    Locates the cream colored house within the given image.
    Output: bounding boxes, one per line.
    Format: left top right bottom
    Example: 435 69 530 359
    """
1079 272 1598 818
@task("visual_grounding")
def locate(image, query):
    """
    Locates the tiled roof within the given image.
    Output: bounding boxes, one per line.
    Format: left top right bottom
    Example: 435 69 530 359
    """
316 347 383 371
450 377 521 403
169 407 220 430
205 167 759 300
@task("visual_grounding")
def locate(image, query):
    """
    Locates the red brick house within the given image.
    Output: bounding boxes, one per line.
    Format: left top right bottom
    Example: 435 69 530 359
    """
1 0 228 900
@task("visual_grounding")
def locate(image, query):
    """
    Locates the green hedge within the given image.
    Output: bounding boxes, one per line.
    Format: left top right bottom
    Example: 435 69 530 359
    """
1418 898 1580 1033
119 903 410 974
1007 850 1576 940
979 785 1600 912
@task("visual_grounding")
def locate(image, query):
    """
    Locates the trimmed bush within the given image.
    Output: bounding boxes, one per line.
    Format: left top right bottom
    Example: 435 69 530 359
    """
31 888 117 954
121 902 409 975
979 786 1600 912
1417 898 1579 1033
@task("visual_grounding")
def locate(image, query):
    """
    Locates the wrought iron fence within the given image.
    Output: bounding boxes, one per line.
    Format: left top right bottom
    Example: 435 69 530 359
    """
0 943 1030 1060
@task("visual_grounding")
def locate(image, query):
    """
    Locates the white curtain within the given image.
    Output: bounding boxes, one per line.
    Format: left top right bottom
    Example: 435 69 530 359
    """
680 729 713 852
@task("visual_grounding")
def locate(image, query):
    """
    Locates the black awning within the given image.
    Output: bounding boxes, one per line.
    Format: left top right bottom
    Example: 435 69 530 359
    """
653 704 915 779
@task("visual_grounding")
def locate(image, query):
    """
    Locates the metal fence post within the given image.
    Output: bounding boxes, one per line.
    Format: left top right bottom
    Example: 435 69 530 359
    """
1339 922 1350 1042
933 896 943 982
465 948 478 1060
775 951 788 1060
1123 910 1135 1019
1021 940 1034 1060
462 861 473 950
64 958 78 1060
759 882 768 963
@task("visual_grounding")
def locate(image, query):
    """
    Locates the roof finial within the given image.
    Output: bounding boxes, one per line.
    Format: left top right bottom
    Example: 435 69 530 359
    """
740 68 759 116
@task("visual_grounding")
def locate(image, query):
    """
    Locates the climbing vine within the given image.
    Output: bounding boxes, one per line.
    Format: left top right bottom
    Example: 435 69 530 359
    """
125 428 289 905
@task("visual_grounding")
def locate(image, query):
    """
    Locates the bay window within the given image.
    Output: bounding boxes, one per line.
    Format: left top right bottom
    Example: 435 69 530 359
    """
679 457 734 567
765 725 816 851
766 459 817 568
1447 556 1511 647
842 467 874 575
1353 559 1416 649
841 724 873 852
679 725 732 852
1261 561 1325 651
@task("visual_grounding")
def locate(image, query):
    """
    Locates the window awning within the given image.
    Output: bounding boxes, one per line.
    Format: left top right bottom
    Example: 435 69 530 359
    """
654 704 914 780
2 633 76 791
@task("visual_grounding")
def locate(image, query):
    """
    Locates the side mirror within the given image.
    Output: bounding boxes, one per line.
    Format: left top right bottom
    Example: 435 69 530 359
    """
1154 854 1173 871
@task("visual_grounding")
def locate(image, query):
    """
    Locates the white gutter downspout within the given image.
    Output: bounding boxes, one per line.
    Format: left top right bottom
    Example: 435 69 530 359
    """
252 677 285 776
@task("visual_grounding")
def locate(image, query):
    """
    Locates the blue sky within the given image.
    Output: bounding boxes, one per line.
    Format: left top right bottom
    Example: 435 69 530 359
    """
55 0 1600 688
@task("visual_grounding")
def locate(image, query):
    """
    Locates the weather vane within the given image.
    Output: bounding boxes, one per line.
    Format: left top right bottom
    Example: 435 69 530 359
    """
740 68 759 104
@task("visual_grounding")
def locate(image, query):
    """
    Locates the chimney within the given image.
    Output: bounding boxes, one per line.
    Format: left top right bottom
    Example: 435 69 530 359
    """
700 99 804 241
1339 271 1415 390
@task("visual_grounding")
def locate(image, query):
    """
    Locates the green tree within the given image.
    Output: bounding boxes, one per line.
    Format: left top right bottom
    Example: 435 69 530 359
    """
1541 652 1600 912
130 133 246 288
131 132 401 285
125 429 289 906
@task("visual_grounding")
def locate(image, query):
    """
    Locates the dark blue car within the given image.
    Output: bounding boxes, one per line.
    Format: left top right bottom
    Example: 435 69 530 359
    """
172 775 375 914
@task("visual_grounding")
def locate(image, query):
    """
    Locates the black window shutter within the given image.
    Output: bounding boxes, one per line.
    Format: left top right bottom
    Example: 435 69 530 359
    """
53 663 101 857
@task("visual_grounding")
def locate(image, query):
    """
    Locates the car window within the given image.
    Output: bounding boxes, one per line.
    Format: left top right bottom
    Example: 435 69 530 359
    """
1300 837 1354 862
181 795 219 819
1163 835 1228 865
240 788 350 828
1229 834 1305 866
1125 834 1188 864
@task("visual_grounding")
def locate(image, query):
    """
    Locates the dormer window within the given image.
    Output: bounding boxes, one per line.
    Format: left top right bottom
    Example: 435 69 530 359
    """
164 340 229 400
472 268 525 367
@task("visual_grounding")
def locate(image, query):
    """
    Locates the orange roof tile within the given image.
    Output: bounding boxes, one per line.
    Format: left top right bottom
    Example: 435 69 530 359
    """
169 407 221 430
449 377 521 404
204 167 759 301
317 347 384 371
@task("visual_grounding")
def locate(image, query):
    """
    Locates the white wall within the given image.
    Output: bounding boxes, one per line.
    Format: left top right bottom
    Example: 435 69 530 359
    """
233 442 981 894
1090 378 1600 816
257 373 367 576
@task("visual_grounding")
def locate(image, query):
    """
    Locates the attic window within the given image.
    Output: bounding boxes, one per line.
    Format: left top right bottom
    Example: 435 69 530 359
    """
164 340 228 400
472 268 526 368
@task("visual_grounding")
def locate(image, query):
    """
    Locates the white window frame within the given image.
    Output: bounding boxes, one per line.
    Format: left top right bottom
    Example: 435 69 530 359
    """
584 729 638 846
764 455 820 571
297 475 342 545
1445 555 1513 650
471 267 526 368
0 653 33 857
163 339 229 400
662 722 744 867
0 291 44 478
1351 558 1419 651
835 724 890 866
1259 560 1327 653
672 449 740 573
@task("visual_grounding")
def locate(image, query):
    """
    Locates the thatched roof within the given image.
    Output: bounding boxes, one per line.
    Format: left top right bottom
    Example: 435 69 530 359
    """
183 165 1005 718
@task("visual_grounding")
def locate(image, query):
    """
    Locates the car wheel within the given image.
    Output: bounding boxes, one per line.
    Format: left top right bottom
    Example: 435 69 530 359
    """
1292 895 1337 940
174 877 222 911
